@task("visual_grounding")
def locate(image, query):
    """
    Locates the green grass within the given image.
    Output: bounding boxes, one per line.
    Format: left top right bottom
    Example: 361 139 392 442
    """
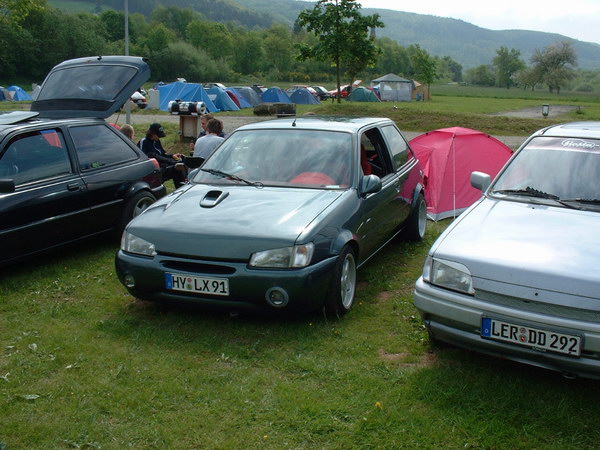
2 222 600 448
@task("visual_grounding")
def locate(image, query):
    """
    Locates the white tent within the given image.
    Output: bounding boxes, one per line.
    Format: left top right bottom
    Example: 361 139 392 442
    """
371 73 413 102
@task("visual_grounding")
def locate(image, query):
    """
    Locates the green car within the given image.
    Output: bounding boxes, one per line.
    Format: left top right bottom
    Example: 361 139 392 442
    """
116 116 426 317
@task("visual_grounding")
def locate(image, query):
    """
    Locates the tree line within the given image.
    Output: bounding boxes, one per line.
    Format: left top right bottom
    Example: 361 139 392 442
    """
0 0 462 87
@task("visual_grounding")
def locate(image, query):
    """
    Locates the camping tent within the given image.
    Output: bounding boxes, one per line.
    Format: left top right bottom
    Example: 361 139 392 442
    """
225 88 252 108
347 86 380 102
409 127 513 221
232 87 262 106
289 88 321 105
157 81 219 112
7 85 32 101
371 74 413 102
262 87 292 103
206 87 240 111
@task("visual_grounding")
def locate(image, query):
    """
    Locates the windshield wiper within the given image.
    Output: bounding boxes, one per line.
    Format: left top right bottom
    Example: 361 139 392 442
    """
556 198 600 210
493 187 559 200
201 168 263 188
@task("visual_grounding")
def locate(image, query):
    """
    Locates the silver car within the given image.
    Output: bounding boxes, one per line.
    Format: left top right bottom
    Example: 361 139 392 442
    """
414 122 600 379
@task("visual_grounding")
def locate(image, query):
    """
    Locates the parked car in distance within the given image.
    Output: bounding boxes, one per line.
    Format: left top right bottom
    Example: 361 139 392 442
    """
329 85 352 98
414 121 600 379
0 55 166 267
116 116 427 317
312 85 332 100
287 85 319 98
130 90 147 109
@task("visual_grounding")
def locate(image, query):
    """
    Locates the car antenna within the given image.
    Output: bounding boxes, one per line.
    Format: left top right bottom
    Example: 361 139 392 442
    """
292 117 297 127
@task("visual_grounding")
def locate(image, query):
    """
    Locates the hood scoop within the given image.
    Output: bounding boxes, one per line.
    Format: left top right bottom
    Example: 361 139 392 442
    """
200 190 229 208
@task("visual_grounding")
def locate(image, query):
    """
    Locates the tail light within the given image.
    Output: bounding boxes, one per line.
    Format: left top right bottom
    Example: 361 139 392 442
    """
149 158 160 169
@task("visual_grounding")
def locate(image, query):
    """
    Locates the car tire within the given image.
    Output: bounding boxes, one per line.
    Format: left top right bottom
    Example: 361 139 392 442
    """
324 245 357 318
118 191 156 234
403 193 427 241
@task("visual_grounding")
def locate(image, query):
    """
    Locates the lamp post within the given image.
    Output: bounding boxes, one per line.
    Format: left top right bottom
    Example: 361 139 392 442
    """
542 104 549 118
124 0 131 124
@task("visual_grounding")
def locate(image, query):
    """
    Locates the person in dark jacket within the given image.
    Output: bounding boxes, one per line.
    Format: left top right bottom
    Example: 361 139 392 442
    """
138 123 186 189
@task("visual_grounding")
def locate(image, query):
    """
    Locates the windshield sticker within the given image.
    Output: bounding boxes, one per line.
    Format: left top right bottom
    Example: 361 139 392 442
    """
526 137 600 153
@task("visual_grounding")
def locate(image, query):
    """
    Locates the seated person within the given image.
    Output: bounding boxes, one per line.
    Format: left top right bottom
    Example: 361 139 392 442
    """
193 118 225 161
138 123 186 189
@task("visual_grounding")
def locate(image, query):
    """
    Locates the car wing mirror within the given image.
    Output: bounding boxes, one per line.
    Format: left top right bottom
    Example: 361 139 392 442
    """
471 171 491 192
360 174 382 196
0 179 16 193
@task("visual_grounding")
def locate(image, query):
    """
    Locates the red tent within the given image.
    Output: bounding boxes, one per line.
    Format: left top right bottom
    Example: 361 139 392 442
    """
409 127 513 221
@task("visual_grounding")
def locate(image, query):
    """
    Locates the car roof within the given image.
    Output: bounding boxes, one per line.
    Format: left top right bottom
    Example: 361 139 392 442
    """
535 121 600 139
31 55 150 120
235 116 395 133
0 114 105 137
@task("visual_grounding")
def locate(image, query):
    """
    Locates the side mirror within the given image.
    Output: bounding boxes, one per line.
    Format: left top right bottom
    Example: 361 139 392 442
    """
360 174 382 196
0 179 16 193
471 171 491 192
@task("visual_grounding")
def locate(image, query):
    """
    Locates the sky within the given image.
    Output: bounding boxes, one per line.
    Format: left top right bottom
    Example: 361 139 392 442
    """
357 0 600 45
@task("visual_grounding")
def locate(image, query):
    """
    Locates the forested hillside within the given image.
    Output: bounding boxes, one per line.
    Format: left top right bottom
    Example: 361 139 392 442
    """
52 0 600 69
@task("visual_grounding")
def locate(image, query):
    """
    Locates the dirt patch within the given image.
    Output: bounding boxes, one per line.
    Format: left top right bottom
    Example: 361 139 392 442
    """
378 349 439 368
490 104 580 119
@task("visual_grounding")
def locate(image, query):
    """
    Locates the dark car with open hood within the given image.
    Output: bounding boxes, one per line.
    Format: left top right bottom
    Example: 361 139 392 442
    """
0 56 166 266
116 116 427 317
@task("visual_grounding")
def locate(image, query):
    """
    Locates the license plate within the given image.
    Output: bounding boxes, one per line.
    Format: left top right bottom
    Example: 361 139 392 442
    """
481 317 582 356
165 273 229 296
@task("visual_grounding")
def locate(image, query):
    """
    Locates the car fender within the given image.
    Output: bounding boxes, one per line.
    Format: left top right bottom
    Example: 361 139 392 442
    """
330 229 358 258
411 182 425 207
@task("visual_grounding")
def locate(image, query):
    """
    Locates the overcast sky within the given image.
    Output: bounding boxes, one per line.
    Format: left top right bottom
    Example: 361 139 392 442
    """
356 0 600 45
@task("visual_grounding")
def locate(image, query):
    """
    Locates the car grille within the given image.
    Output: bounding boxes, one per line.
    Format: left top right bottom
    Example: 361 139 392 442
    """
476 289 600 323
161 260 236 275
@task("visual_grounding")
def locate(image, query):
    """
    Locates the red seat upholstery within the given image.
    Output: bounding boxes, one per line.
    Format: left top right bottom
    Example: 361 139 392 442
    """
290 172 336 185
360 144 372 175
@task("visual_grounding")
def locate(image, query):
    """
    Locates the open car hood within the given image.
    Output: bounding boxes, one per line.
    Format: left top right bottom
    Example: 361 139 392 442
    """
31 56 150 119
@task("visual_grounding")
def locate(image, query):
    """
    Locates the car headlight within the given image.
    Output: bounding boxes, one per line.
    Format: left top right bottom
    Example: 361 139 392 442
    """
249 243 314 268
423 256 474 295
120 231 156 257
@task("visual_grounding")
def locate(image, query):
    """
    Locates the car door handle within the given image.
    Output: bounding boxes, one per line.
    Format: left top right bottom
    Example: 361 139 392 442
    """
67 182 83 192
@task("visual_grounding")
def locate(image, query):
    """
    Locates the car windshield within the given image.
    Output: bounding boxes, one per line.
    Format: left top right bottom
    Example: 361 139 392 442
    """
191 129 353 189
491 136 600 209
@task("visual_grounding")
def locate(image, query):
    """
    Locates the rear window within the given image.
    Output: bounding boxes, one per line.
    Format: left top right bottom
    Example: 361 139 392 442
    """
36 65 138 102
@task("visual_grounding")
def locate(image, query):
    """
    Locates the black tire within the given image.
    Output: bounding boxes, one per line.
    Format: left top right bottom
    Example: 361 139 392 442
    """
403 193 427 241
324 245 357 319
118 191 156 234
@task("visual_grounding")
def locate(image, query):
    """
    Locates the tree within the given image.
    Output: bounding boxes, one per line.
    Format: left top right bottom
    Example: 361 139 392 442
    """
187 20 234 61
296 0 383 103
493 46 525 88
437 56 462 83
408 44 437 99
530 41 578 94
465 65 496 86
0 0 46 26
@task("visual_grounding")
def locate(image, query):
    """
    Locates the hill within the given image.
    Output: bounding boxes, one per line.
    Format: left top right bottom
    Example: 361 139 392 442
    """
50 0 600 70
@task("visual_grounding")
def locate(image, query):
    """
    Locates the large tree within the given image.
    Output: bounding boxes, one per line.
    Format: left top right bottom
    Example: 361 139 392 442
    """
296 0 383 103
531 41 578 94
493 46 525 88
408 44 437 99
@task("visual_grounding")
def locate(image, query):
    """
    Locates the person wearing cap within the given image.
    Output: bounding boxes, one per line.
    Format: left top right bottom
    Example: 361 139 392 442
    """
138 123 186 189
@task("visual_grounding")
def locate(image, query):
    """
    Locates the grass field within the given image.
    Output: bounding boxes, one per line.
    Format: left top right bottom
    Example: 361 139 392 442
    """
3 87 600 446
2 218 600 448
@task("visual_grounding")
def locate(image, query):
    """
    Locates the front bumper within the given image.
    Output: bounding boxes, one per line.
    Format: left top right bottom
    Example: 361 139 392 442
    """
413 277 600 379
116 250 338 313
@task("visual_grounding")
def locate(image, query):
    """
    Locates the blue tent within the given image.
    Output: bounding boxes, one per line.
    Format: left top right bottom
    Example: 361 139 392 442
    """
232 87 262 106
0 89 5 101
206 87 240 111
226 88 252 108
290 88 321 105
8 85 32 101
158 81 219 112
262 87 292 104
